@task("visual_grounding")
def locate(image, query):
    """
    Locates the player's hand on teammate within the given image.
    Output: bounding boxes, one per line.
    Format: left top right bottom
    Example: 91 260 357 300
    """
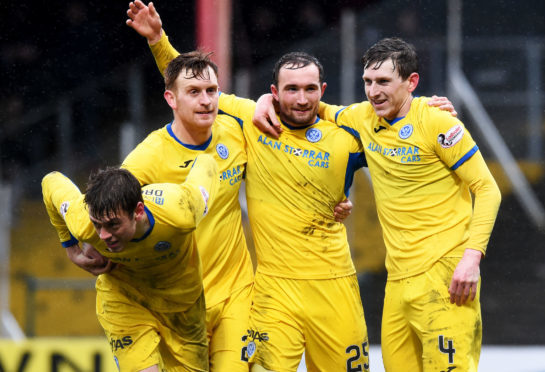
334 198 353 222
448 248 482 306
253 93 282 139
66 243 116 276
126 0 163 45
428 95 457 117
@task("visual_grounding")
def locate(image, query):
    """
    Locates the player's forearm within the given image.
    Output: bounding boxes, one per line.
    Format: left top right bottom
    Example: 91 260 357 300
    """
182 154 219 225
149 31 181 76
457 154 501 254
467 178 501 254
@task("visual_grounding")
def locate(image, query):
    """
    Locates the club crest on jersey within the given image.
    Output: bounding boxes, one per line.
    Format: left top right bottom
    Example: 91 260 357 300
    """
247 341 256 357
60 201 70 219
154 241 171 252
216 143 229 159
438 124 464 148
305 128 322 143
399 124 414 139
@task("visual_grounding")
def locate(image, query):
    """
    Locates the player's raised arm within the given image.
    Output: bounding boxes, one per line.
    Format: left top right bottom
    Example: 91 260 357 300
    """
126 0 179 76
126 0 163 44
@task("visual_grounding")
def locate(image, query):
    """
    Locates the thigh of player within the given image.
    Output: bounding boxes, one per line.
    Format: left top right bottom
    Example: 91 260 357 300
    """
304 274 370 372
244 273 305 372
416 257 482 372
97 290 208 372
381 277 423 372
207 283 253 372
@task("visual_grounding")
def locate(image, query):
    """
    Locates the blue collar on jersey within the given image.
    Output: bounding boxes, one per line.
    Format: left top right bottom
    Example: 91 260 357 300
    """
384 116 405 126
281 116 320 130
166 122 212 150
131 205 155 242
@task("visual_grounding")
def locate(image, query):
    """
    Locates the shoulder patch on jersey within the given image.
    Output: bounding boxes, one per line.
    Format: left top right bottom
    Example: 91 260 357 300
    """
199 186 210 216
216 143 229 159
399 124 414 139
60 201 70 219
438 124 464 148
154 241 171 252
305 128 322 143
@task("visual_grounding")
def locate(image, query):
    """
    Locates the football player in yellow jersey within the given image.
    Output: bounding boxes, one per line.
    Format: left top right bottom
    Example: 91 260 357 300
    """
121 51 254 371
258 38 501 371
42 155 218 372
126 2 367 371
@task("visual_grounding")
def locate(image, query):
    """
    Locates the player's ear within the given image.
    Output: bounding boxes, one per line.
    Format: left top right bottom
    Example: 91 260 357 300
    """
134 202 146 221
270 84 279 101
407 72 419 93
164 89 177 110
320 82 327 97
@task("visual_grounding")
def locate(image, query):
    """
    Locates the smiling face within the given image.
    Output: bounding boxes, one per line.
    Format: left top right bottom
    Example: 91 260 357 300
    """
164 65 219 142
271 63 326 127
362 58 419 121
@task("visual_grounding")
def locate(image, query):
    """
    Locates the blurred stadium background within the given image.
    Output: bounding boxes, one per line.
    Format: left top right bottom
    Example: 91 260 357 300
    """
1 0 544 370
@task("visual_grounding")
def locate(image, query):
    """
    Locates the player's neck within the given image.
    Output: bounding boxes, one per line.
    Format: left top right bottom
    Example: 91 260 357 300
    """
134 214 150 240
395 94 414 119
171 120 212 146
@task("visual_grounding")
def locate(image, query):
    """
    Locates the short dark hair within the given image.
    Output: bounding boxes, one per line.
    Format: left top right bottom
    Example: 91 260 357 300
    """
361 38 418 80
272 52 324 86
84 167 143 219
164 51 219 90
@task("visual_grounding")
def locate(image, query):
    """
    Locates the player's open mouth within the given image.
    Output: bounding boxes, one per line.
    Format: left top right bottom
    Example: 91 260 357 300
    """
371 99 386 107
106 241 119 250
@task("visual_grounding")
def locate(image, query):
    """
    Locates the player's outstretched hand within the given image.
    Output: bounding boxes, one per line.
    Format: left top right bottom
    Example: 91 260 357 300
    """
428 95 457 117
253 93 282 139
334 198 353 222
66 243 116 276
448 248 482 306
126 0 163 45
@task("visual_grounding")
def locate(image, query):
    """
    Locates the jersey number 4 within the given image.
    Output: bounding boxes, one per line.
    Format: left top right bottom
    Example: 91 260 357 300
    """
438 335 456 364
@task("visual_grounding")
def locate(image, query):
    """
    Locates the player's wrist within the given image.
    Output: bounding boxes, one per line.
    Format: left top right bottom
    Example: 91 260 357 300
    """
463 248 483 264
147 28 163 45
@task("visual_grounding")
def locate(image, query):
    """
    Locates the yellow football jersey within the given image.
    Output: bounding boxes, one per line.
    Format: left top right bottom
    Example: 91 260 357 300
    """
150 31 366 278
319 97 497 280
122 118 254 308
42 154 218 312
219 93 366 279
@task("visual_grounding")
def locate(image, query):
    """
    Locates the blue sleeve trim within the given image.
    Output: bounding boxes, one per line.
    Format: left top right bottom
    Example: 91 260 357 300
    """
344 152 367 196
218 109 244 129
339 125 361 141
334 107 347 123
451 145 479 170
61 233 79 248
